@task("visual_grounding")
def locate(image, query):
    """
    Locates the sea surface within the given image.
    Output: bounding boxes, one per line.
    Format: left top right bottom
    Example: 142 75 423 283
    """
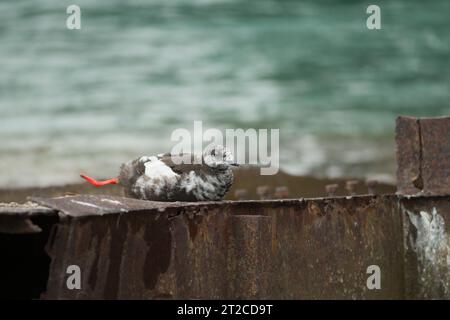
1 0 449 187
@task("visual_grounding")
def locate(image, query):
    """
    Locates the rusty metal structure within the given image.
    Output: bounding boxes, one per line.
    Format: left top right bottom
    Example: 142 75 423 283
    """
396 116 450 196
0 116 449 299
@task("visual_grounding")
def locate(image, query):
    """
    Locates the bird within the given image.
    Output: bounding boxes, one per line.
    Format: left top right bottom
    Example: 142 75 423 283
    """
80 145 238 202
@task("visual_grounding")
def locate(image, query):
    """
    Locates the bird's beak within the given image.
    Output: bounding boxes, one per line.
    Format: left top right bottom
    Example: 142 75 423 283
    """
230 163 239 167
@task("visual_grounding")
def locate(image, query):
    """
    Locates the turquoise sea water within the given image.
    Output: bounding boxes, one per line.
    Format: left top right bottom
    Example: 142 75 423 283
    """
0 0 449 187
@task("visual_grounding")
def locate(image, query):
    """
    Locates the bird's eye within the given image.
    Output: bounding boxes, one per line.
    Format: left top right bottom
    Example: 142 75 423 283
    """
211 150 216 156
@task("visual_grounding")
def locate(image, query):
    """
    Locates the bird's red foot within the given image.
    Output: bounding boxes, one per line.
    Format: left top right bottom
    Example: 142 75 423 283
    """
80 174 118 187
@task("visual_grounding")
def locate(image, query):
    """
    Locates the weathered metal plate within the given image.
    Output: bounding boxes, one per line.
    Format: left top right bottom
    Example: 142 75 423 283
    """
420 118 450 195
31 195 188 217
2 193 448 299
396 116 450 196
39 194 405 299
396 116 422 195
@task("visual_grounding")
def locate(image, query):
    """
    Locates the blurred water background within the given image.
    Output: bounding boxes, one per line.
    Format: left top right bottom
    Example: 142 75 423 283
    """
0 0 449 187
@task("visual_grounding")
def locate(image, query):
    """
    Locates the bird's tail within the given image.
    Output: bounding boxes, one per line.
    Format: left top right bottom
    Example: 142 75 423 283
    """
80 174 119 187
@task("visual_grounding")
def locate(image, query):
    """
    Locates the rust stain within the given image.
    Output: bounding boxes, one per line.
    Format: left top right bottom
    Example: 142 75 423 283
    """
88 218 108 291
142 213 172 290
184 209 204 243
104 216 127 299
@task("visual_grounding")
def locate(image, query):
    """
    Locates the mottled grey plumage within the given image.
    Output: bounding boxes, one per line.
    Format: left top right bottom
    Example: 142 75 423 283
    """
118 145 237 201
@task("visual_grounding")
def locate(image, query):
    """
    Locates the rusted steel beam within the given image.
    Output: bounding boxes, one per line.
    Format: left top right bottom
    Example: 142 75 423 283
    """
396 116 450 196
3 193 448 299
28 194 406 299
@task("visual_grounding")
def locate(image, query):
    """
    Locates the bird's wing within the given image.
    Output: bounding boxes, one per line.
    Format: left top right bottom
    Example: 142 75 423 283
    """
158 153 214 176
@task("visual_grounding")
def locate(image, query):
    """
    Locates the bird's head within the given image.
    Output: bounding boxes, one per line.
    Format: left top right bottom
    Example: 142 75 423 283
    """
203 145 238 170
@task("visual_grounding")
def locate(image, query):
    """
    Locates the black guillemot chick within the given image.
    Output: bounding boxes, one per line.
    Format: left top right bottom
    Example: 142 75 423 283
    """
80 145 238 202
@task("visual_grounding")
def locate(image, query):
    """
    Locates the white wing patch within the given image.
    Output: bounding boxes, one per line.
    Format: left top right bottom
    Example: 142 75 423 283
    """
131 158 180 197
144 158 178 179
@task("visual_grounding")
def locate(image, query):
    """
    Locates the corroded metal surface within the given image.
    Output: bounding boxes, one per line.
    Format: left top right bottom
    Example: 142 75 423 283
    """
229 215 272 298
31 195 183 217
400 196 450 299
32 194 405 299
396 116 422 195
396 116 450 196
420 118 450 195
1 193 447 299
